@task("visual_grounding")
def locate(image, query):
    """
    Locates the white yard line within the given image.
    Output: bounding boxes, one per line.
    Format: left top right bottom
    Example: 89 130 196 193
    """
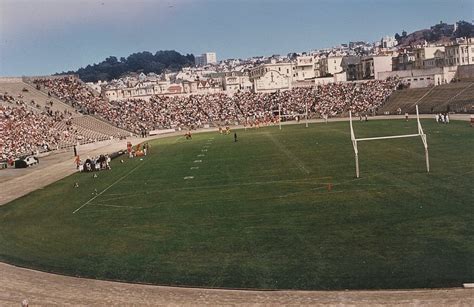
72 162 145 214
97 176 334 202
92 204 144 209
264 132 310 174
173 136 184 144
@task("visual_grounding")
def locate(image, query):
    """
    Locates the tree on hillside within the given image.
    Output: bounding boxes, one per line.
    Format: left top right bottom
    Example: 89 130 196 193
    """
454 21 474 38
58 50 195 82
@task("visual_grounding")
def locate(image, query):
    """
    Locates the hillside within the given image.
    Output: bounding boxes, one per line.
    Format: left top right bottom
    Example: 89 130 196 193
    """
57 50 195 82
396 20 474 47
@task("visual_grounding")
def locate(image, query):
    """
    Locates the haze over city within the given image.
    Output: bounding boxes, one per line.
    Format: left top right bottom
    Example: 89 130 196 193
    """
0 0 472 76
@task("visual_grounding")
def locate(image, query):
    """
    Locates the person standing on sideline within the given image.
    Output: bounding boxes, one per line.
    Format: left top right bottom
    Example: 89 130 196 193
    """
75 155 81 169
405 112 409 121
234 132 238 142
446 113 450 124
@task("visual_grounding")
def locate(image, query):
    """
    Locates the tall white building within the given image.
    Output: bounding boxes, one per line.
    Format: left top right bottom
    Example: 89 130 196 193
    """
195 52 217 66
294 55 318 81
380 36 398 49
444 38 474 67
360 55 393 80
319 56 344 77
413 45 445 69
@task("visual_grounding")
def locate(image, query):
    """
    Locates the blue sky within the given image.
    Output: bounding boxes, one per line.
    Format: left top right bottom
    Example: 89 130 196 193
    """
0 0 472 76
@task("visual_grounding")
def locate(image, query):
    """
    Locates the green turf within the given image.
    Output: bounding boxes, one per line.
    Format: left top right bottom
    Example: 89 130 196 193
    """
0 119 473 290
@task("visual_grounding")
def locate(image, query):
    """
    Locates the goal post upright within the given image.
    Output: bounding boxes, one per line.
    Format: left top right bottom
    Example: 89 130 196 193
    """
416 105 430 173
349 110 360 178
305 102 309 128
349 104 429 178
279 104 282 130
277 103 309 130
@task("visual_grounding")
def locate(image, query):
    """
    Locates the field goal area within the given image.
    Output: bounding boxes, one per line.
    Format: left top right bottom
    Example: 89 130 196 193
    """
278 103 309 130
349 105 429 178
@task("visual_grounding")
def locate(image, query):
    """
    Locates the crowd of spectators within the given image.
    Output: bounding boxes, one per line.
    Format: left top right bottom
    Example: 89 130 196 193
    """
1 76 399 160
1 91 94 161
0 103 63 160
33 76 399 133
33 77 107 115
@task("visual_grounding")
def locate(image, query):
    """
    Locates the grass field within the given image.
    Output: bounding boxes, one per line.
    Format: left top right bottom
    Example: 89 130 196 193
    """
0 119 473 290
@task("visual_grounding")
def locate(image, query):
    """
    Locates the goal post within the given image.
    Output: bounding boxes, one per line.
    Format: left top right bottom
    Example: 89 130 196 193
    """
349 105 429 178
279 103 309 130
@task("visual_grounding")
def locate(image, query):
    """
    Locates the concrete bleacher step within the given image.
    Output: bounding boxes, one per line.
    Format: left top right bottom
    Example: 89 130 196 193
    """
72 116 131 139
0 81 79 115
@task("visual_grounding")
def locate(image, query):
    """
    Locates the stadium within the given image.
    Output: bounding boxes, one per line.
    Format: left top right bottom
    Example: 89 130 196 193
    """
1 73 473 304
1 1 474 305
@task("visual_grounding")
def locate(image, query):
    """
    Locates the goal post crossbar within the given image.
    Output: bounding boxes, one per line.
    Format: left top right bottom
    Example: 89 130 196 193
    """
349 105 429 178
356 134 420 141
279 113 307 118
279 103 309 130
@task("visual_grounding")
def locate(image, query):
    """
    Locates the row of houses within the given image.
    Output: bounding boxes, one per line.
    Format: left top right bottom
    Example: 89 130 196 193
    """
394 39 474 70
95 37 473 99
100 71 254 101
249 38 473 91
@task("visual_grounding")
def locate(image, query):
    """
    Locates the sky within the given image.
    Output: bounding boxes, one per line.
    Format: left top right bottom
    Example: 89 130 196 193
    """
0 0 472 76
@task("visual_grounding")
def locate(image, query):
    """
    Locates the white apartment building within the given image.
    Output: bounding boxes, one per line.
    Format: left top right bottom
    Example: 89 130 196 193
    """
444 38 474 67
361 55 393 80
249 61 293 93
221 72 252 93
423 50 445 69
413 45 445 69
103 79 175 101
195 52 217 66
294 55 318 81
319 56 344 77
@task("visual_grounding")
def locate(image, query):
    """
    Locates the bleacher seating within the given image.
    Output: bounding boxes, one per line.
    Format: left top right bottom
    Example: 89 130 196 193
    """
72 116 130 139
377 88 430 114
0 81 78 115
0 79 132 159
379 82 474 114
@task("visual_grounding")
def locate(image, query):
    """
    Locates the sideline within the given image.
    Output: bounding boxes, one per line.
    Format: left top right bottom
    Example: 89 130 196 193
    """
0 262 473 305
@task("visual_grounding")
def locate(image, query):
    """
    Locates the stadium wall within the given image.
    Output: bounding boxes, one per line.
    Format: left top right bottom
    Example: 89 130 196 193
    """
0 77 23 83
22 75 78 82
378 66 457 88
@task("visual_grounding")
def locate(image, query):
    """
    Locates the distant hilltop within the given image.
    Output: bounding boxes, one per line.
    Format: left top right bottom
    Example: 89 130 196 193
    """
395 20 474 47
56 50 195 83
